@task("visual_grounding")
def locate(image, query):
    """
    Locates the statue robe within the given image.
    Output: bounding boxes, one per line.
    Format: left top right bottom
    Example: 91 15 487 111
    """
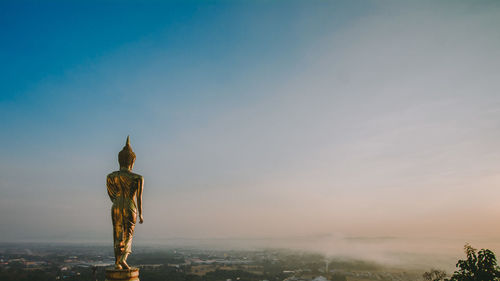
106 170 142 259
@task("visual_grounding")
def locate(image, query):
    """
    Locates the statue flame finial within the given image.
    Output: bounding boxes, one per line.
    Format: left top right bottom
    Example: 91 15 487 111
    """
126 135 131 147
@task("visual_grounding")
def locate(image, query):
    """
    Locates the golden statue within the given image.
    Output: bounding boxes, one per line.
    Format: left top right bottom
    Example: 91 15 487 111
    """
107 136 144 270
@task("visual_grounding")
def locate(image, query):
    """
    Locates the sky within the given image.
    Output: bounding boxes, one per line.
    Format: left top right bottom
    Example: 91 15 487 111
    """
1 0 500 264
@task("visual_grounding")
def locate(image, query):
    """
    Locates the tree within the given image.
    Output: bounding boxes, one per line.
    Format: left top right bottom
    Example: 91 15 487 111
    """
449 243 500 281
423 269 447 281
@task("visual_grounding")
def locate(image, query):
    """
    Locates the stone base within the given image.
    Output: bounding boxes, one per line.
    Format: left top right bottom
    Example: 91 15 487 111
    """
105 267 139 281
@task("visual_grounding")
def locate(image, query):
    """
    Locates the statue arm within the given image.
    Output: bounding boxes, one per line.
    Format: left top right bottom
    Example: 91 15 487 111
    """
106 176 117 202
137 176 144 224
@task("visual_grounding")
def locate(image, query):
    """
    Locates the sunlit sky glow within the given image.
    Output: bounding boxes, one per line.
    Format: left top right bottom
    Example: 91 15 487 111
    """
1 1 500 261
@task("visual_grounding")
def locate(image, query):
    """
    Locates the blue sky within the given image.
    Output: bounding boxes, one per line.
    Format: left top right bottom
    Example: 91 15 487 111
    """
1 0 500 265
0 0 369 151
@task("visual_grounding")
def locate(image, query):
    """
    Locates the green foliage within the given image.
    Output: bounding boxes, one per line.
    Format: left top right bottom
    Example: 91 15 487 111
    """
204 269 259 281
449 244 500 281
138 266 200 281
423 268 447 281
0 268 56 281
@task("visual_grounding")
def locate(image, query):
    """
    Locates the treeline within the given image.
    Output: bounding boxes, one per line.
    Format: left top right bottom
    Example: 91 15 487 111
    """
0 268 57 281
424 244 500 281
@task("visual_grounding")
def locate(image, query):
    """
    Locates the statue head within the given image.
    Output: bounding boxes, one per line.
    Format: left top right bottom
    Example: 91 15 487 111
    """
118 136 136 170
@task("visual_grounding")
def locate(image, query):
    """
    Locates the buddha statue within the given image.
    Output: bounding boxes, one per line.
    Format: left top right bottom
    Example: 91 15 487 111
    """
106 136 144 269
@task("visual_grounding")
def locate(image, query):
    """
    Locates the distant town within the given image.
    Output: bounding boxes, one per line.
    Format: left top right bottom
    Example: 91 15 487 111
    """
0 243 423 281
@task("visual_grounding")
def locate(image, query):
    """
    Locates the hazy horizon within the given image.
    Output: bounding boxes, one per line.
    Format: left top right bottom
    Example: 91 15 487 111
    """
1 235 497 272
1 0 500 269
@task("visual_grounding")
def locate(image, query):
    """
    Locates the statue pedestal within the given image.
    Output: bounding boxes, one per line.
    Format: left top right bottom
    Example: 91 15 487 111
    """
105 267 140 281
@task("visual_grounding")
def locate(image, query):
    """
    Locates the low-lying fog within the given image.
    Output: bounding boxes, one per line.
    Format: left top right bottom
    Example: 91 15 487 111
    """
142 235 500 272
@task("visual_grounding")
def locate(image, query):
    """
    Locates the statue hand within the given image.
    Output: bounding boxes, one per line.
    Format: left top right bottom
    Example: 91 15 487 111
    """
139 215 144 224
